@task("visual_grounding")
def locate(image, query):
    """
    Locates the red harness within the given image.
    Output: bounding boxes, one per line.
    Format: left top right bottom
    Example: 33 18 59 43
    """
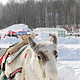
9 67 22 79
24 53 27 59
0 52 9 66
0 56 3 66
0 48 28 79
8 53 27 79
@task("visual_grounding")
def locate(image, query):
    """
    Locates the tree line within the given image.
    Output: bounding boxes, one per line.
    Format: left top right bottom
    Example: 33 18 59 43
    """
0 0 80 30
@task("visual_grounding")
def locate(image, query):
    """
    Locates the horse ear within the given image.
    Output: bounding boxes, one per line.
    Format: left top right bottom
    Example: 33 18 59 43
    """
50 35 57 45
29 37 36 48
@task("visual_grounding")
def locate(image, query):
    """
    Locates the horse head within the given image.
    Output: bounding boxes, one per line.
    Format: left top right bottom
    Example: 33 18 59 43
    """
25 36 58 80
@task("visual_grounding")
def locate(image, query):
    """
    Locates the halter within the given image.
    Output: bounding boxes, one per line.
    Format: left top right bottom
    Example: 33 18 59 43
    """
8 67 22 79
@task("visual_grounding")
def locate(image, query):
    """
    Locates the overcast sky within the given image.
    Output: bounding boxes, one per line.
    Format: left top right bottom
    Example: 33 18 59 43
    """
0 0 9 5
0 0 42 5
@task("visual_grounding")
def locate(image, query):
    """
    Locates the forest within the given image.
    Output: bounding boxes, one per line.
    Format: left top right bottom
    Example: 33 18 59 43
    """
0 0 80 30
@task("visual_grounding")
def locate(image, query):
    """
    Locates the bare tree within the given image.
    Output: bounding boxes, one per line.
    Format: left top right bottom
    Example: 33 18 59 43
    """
0 0 80 30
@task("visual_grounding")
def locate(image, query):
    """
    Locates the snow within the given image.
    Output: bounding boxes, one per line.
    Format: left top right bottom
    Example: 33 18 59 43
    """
0 37 21 48
75 72 80 80
58 44 80 61
34 27 67 31
58 65 75 80
3 24 28 32
58 37 80 44
34 32 51 42
0 25 80 80
1 24 32 37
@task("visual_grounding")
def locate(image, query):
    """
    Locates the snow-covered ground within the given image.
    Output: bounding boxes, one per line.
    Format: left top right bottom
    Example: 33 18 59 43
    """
0 25 80 80
57 37 80 80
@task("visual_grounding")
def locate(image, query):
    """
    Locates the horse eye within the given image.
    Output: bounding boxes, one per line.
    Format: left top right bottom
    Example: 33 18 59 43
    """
53 50 58 59
56 55 58 58
38 56 41 60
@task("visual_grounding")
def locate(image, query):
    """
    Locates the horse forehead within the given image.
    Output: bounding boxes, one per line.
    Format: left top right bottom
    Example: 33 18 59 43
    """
34 41 55 52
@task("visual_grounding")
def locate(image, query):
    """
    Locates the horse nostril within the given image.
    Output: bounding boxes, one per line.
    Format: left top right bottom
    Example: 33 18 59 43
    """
42 71 46 78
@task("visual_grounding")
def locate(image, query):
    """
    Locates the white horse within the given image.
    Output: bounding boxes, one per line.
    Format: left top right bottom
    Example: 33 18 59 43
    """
1 36 58 80
21 36 58 80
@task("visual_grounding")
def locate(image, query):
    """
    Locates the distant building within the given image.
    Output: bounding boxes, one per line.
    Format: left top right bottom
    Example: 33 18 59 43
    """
76 29 80 33
33 28 67 37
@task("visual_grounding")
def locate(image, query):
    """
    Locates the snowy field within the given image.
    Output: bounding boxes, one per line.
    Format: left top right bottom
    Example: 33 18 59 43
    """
0 26 80 80
57 37 80 80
